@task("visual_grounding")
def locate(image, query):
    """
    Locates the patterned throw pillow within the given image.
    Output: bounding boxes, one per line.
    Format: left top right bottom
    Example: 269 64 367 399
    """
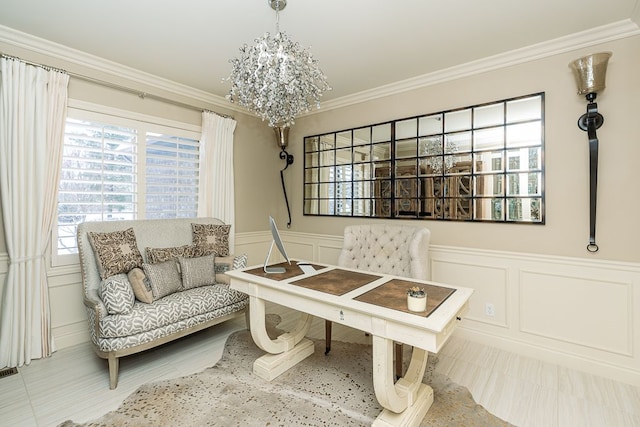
191 223 231 256
88 228 144 280
99 273 135 315
145 244 198 264
214 253 248 284
178 254 216 289
127 267 154 304
142 260 182 300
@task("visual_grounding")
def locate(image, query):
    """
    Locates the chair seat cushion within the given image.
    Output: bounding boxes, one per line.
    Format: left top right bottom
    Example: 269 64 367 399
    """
98 284 248 339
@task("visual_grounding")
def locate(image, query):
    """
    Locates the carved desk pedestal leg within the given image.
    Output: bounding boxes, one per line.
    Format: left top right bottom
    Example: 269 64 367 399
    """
372 336 433 427
249 296 314 381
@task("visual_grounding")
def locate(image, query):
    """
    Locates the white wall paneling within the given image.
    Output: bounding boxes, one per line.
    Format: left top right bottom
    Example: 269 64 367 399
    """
431 259 509 328
0 253 7 311
47 265 87 349
4 227 636 385
281 233 640 386
519 269 632 356
235 231 272 266
427 246 640 386
280 231 343 264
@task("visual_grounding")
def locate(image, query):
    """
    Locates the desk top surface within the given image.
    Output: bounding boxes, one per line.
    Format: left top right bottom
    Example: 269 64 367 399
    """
230 261 472 330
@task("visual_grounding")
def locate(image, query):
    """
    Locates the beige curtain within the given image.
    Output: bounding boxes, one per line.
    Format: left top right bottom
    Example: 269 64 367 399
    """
197 111 237 251
0 57 69 368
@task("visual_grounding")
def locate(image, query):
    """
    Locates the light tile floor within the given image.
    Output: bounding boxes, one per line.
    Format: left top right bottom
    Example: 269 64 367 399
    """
1 303 639 427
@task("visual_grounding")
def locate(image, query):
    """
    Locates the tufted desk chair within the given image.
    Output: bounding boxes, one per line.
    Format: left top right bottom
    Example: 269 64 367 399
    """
326 224 431 376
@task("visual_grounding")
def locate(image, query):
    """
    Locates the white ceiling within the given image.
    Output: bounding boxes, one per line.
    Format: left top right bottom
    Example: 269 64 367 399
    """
0 0 638 105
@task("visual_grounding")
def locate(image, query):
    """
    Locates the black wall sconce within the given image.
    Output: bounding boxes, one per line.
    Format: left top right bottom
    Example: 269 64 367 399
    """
274 126 294 228
569 52 612 252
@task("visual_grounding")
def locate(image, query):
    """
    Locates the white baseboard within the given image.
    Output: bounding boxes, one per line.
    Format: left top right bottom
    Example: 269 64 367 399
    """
454 326 640 386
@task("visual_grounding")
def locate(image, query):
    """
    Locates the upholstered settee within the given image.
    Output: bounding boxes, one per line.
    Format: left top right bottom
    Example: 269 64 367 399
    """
77 217 249 389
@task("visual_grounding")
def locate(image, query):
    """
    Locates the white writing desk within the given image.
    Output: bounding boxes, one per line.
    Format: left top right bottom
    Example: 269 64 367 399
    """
228 262 473 427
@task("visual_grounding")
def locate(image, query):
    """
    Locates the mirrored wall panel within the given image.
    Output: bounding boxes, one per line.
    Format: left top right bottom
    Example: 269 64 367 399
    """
303 93 544 223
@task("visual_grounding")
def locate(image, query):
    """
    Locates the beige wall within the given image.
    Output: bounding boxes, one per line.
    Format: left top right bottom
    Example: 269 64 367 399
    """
1 28 639 383
0 39 285 254
2 34 637 261
288 35 640 263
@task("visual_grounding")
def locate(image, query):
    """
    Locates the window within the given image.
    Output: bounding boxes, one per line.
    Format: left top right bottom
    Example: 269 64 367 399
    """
145 132 199 219
303 93 544 223
55 105 200 264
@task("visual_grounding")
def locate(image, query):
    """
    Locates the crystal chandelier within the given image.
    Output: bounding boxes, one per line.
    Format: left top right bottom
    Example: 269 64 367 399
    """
419 136 457 173
225 0 330 130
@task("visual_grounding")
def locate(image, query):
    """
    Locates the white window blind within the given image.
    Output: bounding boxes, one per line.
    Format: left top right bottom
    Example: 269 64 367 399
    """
54 105 201 263
57 119 138 255
145 133 199 219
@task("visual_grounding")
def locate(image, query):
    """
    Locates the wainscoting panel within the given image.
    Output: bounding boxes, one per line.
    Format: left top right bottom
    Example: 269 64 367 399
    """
48 267 87 349
3 229 637 385
519 269 632 356
317 244 343 265
431 259 508 328
235 231 272 266
0 253 7 310
278 233 640 386
285 241 315 261
280 231 343 265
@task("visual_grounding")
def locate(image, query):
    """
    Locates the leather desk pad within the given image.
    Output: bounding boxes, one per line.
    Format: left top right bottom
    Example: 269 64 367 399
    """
355 279 456 317
244 262 325 281
290 269 381 296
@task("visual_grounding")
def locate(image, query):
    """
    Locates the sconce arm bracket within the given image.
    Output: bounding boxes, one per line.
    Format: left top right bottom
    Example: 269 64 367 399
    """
578 101 604 132
279 148 294 228
579 101 602 253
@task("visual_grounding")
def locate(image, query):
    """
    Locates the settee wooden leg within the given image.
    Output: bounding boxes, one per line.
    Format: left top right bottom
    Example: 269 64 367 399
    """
325 319 332 355
108 353 119 390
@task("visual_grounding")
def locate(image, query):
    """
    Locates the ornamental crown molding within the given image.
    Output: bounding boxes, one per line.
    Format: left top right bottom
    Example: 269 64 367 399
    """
0 24 239 113
317 19 640 112
1 20 638 115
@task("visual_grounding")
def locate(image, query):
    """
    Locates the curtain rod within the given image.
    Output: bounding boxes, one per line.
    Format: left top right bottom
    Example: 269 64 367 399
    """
0 53 234 120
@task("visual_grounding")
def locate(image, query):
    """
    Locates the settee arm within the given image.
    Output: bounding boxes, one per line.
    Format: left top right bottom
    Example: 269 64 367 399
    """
83 292 107 335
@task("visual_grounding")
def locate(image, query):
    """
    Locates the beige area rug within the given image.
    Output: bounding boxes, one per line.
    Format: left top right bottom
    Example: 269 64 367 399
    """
60 316 511 426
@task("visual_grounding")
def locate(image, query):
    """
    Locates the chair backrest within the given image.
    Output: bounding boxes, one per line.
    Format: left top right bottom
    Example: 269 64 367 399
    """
337 224 431 279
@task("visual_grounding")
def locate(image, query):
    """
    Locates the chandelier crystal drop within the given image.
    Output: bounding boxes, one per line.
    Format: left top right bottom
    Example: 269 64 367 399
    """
225 1 330 127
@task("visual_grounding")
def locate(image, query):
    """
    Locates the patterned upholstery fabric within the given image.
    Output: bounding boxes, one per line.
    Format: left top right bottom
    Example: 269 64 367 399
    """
192 223 231 256
145 244 206 264
99 273 135 315
337 224 431 279
179 255 216 289
143 260 182 300
88 228 144 280
94 285 248 347
78 217 248 388
233 254 248 269
214 253 248 284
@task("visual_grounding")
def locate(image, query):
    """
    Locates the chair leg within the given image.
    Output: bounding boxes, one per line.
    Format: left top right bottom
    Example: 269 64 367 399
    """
325 319 332 355
108 353 119 389
395 343 403 379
